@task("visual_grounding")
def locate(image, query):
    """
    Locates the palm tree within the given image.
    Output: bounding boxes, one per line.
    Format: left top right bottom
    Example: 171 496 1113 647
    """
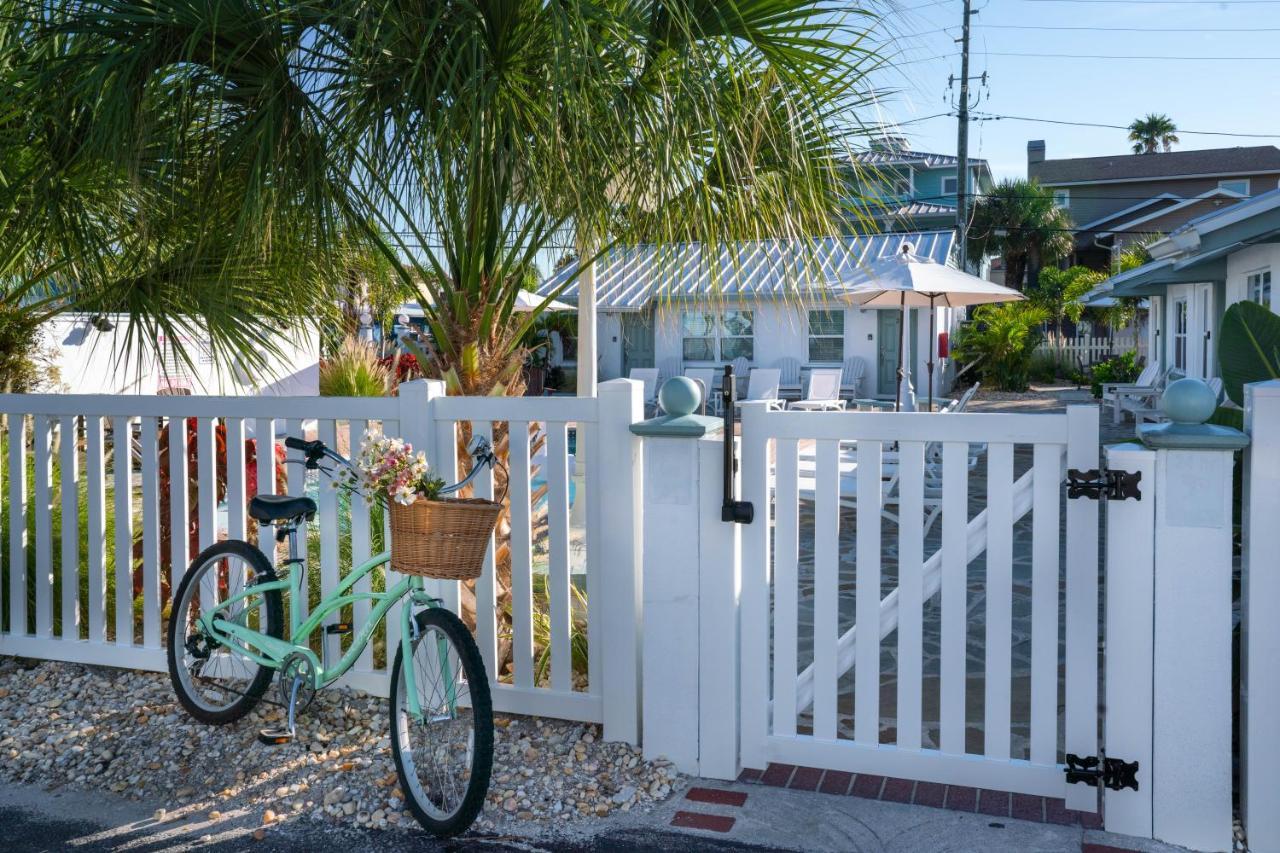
15 0 881 398
967 180 1074 290
1128 114 1180 155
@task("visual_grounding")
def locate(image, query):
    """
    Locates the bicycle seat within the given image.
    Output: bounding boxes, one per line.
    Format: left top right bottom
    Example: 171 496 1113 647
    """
248 494 317 523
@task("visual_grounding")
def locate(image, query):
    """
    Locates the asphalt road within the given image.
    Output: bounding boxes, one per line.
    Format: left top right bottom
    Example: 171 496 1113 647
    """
0 782 791 853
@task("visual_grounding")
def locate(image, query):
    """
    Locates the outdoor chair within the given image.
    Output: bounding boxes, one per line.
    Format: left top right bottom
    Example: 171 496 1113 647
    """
684 367 719 416
1116 368 1182 424
629 368 660 415
788 368 847 411
1131 375 1222 425
744 368 784 412
729 356 751 396
773 357 803 400
657 358 682 386
1102 362 1162 424
840 356 867 400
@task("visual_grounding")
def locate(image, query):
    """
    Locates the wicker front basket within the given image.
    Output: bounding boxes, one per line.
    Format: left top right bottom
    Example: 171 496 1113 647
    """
388 498 502 580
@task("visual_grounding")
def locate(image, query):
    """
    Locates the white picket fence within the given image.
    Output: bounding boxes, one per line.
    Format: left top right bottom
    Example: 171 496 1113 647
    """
1037 332 1143 365
0 379 643 740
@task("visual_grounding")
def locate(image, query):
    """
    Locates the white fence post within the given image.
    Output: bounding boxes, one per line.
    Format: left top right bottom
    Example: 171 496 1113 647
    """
1137 382 1247 852
1243 379 1280 853
1102 442 1157 838
395 379 448 650
595 379 643 745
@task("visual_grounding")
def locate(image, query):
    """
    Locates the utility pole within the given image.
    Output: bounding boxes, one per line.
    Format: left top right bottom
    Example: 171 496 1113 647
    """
953 0 974 274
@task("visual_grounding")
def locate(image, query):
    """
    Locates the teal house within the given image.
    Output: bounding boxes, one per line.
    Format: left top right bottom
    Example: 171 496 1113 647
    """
846 136 994 243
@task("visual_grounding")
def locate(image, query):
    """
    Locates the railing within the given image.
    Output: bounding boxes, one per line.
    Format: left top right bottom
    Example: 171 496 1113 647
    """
0 379 643 741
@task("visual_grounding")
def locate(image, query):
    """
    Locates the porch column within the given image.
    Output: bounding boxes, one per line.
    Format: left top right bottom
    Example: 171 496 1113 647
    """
1137 378 1248 852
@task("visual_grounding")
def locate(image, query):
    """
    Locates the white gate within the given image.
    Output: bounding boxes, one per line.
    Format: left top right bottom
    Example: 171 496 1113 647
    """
738 404 1102 811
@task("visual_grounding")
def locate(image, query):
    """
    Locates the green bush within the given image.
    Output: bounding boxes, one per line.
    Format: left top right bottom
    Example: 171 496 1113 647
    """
952 303 1050 392
1088 350 1140 398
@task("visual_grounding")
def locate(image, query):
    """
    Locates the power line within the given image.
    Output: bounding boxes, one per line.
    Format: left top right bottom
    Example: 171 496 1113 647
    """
984 50 1280 60
975 22 1280 31
1023 0 1280 4
969 110 1280 139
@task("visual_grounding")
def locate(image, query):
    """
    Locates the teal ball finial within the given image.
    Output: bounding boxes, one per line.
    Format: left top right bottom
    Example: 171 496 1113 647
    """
659 376 700 417
1161 377 1218 424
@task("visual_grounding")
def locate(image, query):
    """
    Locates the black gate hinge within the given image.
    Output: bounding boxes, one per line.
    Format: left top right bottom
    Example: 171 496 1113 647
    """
1065 753 1140 791
1066 468 1142 501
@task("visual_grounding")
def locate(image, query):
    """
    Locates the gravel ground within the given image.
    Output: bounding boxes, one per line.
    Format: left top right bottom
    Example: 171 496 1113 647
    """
0 657 683 844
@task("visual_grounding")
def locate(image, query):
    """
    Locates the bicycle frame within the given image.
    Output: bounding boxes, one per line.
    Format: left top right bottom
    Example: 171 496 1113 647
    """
197 546 444 722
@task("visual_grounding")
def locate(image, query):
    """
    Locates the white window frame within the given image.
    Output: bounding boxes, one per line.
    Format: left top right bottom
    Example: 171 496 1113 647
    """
941 173 959 195
1219 178 1250 196
806 309 845 363
1172 297 1188 371
1052 189 1070 208
1248 268 1272 310
680 309 755 363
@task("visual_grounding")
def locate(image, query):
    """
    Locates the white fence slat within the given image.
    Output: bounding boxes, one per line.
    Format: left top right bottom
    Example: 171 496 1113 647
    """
318 419 341 665
168 416 189 601
738 403 774 769
113 414 134 640
1064 405 1101 811
472 420 498 680
33 416 53 637
285 418 308 623
7 415 27 636
254 418 276 567
347 419 374 672
85 417 106 644
425 415 457 615
984 442 1015 761
813 439 840 741
509 421 534 689
582 422 603 700
139 418 160 648
546 422 572 692
854 439 882 745
225 418 246 542
196 418 218 610
772 438 800 738
896 440 926 751
1030 443 1062 766
939 442 968 755
59 416 80 639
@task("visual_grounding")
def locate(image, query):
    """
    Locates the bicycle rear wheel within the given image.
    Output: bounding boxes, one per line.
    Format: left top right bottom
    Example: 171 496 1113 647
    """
168 540 283 724
390 607 493 837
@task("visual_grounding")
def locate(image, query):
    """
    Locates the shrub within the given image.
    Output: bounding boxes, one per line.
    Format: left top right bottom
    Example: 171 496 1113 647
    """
952 303 1050 392
1088 350 1140 398
319 338 391 397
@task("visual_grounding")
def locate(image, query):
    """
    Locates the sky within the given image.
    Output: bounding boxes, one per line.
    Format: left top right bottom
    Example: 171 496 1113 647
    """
862 0 1280 180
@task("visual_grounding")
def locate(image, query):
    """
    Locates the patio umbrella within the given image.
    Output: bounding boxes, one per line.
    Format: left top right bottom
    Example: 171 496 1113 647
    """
835 244 1025 411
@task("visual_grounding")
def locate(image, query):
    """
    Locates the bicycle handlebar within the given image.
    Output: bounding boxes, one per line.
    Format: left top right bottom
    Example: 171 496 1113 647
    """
283 434 499 497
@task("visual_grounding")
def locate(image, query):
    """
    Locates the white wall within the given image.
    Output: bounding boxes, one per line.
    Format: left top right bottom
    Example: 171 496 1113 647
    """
1226 243 1280 315
607 299 955 398
42 314 321 396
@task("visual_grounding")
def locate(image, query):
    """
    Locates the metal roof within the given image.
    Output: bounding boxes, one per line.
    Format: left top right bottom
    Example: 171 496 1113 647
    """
852 150 989 169
881 201 957 218
537 231 957 311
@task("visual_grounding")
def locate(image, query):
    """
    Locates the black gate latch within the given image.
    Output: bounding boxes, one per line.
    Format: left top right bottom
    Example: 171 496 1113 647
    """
720 365 754 524
1065 753 1140 791
1066 468 1142 501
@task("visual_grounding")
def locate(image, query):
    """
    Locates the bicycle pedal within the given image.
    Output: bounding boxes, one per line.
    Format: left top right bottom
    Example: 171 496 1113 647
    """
324 623 352 636
257 728 295 746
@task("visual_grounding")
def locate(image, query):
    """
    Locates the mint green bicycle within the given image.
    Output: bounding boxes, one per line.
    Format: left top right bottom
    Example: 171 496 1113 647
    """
165 435 495 836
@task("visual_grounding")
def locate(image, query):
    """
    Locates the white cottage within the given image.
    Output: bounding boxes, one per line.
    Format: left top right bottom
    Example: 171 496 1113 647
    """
537 231 964 400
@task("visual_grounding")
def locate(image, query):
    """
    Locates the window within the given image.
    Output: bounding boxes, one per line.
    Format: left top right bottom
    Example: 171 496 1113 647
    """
941 174 959 195
1248 270 1272 309
1172 298 1188 371
681 310 755 362
808 310 845 362
1052 189 1070 208
1219 179 1250 196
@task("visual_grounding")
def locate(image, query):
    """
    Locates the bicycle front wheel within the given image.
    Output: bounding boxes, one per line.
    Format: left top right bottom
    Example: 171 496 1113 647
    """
390 607 493 837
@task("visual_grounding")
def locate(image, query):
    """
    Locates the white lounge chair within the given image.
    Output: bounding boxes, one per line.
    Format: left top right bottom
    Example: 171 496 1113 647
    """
1116 368 1182 424
684 367 719 416
657 358 682 386
1103 363 1162 425
789 368 846 411
840 356 867 400
773 357 803 400
729 356 751 396
745 368 784 412
629 368 660 415
1131 375 1222 425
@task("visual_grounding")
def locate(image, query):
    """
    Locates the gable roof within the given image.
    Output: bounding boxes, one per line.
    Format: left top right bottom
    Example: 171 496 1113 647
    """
1033 146 1280 186
537 231 956 311
853 149 989 170
1094 187 1248 238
